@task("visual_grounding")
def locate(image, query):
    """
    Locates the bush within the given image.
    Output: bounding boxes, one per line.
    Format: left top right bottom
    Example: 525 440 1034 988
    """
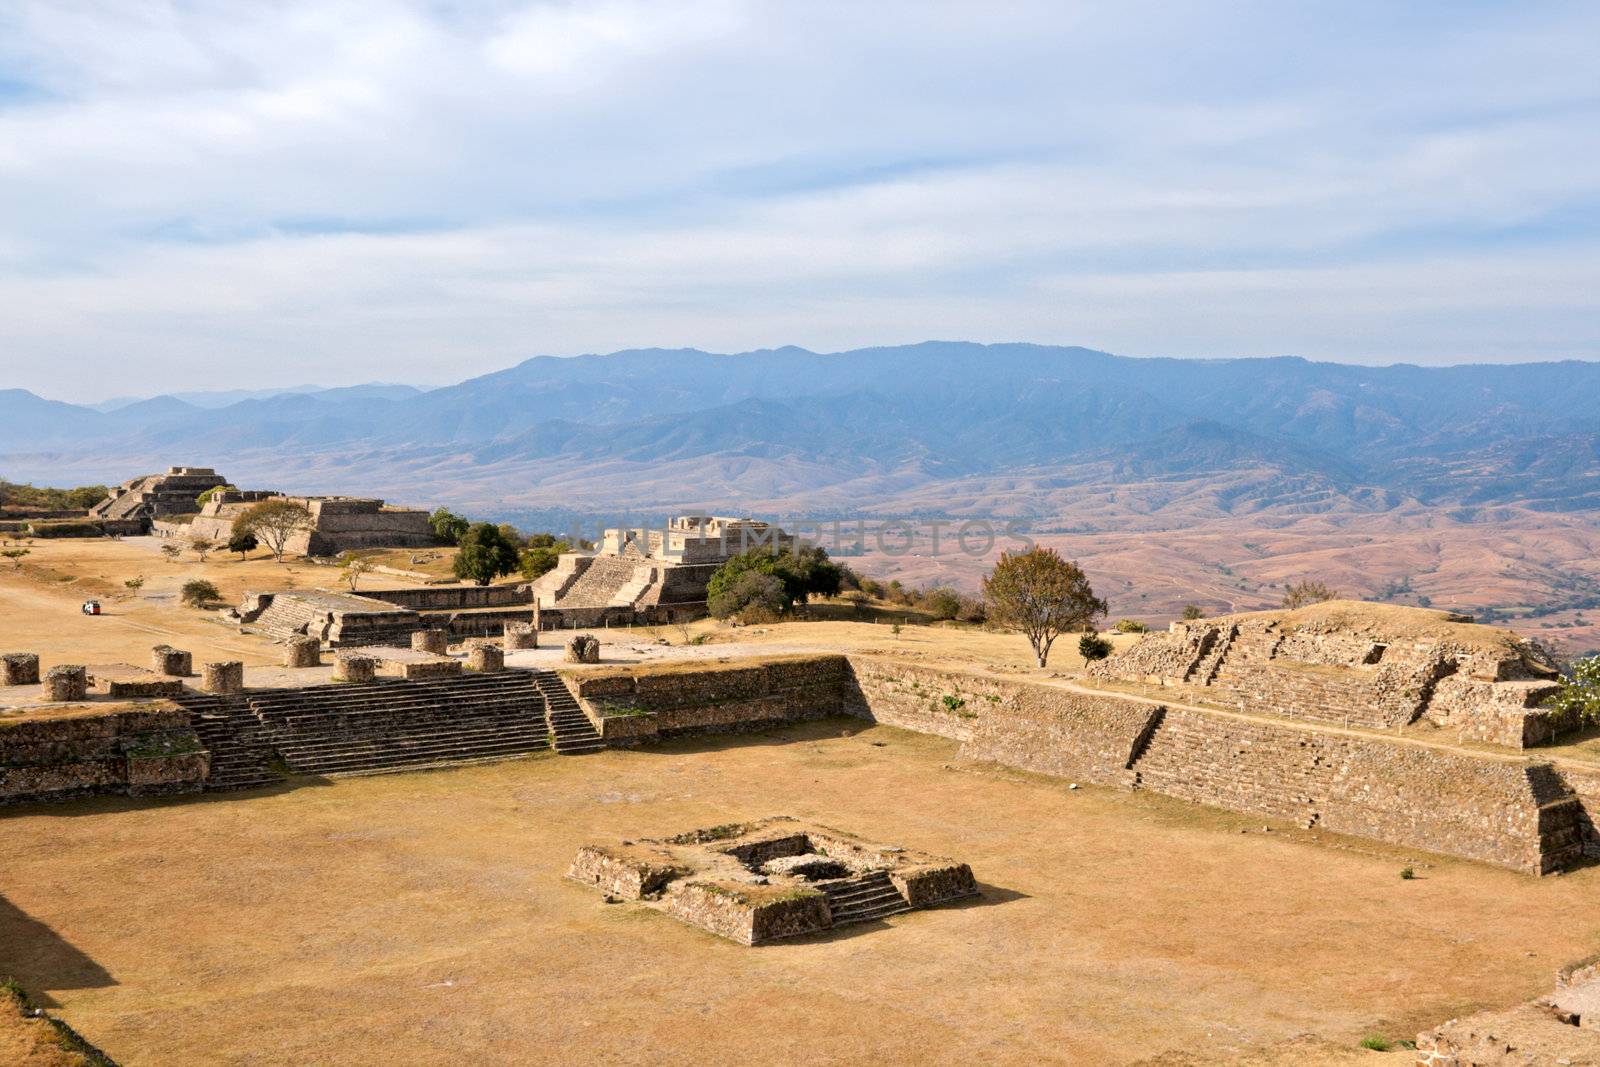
707 571 787 621
1181 604 1204 620
920 586 962 621
1358 1035 1392 1051
955 596 987 624
180 579 222 607
1114 618 1148 633
1399 867 1415 880
1283 579 1339 609
518 542 567 581
1078 632 1113 661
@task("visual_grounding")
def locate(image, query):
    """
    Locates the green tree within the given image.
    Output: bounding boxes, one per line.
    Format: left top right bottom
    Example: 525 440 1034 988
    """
339 552 374 592
453 522 520 585
124 576 145 592
1181 604 1204 621
518 541 568 581
2 548 29 569
1079 632 1113 661
228 529 259 560
180 578 221 607
1546 656 1600 738
920 586 962 621
189 536 214 562
237 499 313 562
429 508 470 546
707 570 788 621
160 543 183 561
982 547 1107 668
704 546 843 617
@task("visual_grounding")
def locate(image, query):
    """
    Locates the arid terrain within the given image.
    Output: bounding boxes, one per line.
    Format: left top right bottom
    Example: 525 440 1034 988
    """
11 721 1600 1066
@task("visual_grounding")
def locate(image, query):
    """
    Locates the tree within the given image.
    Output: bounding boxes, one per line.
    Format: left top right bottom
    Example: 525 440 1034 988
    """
237 499 313 562
1282 579 1339 610
429 508 470 546
1181 604 1204 621
982 547 1107 668
160 543 182 561
228 529 259 560
1115 618 1148 633
339 552 374 592
920 586 962 621
453 522 519 585
519 541 568 581
708 570 788 621
1545 656 1600 739
180 579 221 607
189 537 214 562
2 548 29 569
124 576 145 592
1079 632 1113 661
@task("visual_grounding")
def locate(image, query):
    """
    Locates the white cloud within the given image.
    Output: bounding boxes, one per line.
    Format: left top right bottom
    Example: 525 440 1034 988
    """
0 0 1595 396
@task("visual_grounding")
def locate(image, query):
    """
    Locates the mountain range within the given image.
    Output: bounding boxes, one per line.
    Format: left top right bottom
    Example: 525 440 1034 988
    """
3 342 1597 520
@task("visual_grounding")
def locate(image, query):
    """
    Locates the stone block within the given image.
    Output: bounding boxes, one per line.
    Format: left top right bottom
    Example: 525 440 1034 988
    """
565 634 600 664
411 628 448 655
467 642 505 673
44 665 88 702
335 653 377 683
284 636 321 668
201 660 244 695
150 644 192 676
504 623 539 650
2 652 40 686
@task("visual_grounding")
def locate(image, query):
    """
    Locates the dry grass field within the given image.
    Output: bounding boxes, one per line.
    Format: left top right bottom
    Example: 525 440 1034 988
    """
7 722 1599 1065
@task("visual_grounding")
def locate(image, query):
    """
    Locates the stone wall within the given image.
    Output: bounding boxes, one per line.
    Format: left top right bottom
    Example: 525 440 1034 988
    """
1090 605 1563 747
568 655 857 743
845 656 1583 875
0 705 209 803
363 585 533 611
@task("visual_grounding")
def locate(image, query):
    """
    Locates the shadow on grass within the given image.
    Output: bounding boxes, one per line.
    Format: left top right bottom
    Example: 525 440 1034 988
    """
0 895 116 1007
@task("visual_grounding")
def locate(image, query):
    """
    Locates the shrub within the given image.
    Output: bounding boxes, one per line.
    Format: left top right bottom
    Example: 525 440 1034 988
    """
180 579 222 607
124 576 145 591
1114 618 1148 633
160 543 182 561
1283 579 1339 609
1078 632 1113 661
1544 655 1600 737
1358 1035 1392 1051
518 542 567 581
1181 603 1204 620
707 571 787 621
1399 867 1415 881
921 586 962 621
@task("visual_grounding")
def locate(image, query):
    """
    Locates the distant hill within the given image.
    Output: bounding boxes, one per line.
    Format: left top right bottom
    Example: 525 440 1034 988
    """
5 342 1597 519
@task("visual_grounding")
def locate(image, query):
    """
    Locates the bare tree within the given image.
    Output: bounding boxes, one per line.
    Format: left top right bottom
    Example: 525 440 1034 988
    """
340 552 374 591
160 543 182 562
189 537 213 562
237 499 313 563
982 547 1107 668
1282 579 1339 610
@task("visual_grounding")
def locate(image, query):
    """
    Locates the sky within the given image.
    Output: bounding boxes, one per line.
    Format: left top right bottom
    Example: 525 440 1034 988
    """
0 1 1597 400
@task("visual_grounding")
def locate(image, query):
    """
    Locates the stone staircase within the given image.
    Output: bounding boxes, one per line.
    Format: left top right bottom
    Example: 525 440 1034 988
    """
177 694 284 791
821 871 911 926
531 670 605 754
556 555 644 608
246 671 550 777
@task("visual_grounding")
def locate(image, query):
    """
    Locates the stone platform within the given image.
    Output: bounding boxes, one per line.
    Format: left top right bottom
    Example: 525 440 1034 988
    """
568 816 977 945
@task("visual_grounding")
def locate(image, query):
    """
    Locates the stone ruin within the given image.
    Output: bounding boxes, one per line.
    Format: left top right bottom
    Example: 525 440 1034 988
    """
177 491 434 557
532 515 801 626
1090 601 1565 748
90 466 229 522
568 816 977 945
565 634 599 663
231 583 538 648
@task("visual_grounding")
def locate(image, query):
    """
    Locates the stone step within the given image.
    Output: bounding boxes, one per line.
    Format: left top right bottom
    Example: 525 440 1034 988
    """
274 723 547 759
284 739 549 776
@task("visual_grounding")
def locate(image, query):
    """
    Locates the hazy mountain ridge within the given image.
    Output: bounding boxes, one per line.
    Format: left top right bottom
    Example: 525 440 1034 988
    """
3 343 1598 519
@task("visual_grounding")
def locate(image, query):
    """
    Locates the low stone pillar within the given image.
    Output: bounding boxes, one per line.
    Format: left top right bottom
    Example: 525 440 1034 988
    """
150 645 192 676
284 636 321 668
201 660 244 695
335 653 377 683
504 624 539 650
467 641 505 673
411 628 448 655
1 652 40 686
565 634 600 664
44 665 88 702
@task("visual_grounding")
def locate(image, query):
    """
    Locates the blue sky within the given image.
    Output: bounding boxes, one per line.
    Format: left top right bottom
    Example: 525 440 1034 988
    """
0 1 1596 399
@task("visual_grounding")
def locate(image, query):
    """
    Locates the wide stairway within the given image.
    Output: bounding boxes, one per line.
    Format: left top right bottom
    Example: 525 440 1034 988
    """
821 871 911 926
246 671 551 777
178 694 284 791
531 670 605 754
555 555 642 608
